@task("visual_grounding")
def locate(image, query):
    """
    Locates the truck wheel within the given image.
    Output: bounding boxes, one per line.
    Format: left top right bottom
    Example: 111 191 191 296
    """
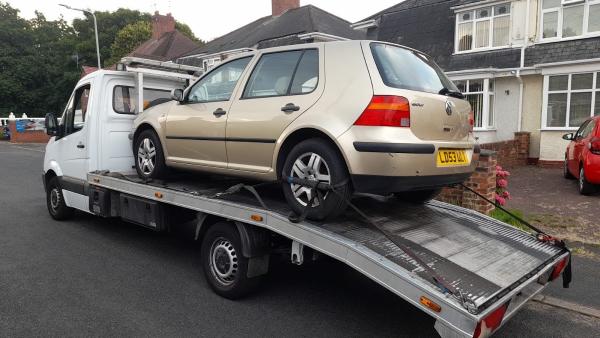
201 222 262 299
579 166 595 195
46 177 74 220
394 189 441 203
282 138 352 221
134 129 167 179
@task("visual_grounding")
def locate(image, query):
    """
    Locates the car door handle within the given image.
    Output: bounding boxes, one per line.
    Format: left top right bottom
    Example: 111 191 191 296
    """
77 143 85 149
281 103 300 113
213 108 226 117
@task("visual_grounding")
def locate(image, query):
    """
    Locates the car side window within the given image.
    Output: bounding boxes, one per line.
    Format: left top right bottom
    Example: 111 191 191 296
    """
581 120 596 138
575 120 590 139
242 49 319 99
187 57 252 103
60 84 91 136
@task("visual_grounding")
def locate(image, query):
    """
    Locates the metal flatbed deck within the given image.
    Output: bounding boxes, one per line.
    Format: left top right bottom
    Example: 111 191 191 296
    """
88 171 569 338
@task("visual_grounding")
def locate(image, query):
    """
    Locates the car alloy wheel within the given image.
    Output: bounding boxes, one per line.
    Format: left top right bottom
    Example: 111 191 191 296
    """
289 152 331 207
209 237 239 286
137 138 156 176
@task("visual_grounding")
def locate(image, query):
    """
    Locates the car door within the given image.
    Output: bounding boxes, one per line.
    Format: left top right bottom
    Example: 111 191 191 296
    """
570 120 590 174
52 83 92 211
165 56 252 168
226 48 323 173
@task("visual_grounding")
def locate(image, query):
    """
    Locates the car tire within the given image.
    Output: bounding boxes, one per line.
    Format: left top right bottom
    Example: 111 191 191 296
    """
579 166 595 195
134 129 167 180
201 222 262 299
394 188 441 204
46 176 74 220
563 156 574 179
282 138 352 221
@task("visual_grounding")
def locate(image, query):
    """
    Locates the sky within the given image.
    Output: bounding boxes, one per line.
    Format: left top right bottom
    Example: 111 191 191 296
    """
6 0 403 41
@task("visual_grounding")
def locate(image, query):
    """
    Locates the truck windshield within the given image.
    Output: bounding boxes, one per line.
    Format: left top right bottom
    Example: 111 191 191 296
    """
370 43 459 95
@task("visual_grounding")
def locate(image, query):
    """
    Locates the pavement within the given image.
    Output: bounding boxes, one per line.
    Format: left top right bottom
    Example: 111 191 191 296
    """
1 141 599 337
506 165 600 247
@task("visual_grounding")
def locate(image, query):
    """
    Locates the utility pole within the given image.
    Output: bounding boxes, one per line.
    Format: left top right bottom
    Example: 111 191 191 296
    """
59 4 101 69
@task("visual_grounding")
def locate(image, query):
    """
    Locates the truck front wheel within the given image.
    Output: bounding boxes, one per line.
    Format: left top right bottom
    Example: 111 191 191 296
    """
46 177 74 220
201 222 263 299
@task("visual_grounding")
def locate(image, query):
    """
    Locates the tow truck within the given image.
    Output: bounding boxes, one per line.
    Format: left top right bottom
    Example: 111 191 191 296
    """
42 58 571 338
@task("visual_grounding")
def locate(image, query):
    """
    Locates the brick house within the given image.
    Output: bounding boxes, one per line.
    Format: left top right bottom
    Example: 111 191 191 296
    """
176 0 364 70
353 0 600 165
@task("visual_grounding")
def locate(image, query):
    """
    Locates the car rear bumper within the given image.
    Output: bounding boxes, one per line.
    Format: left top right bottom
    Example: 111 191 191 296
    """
351 172 472 194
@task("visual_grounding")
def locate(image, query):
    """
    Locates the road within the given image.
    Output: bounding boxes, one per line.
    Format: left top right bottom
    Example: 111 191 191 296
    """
1 141 599 337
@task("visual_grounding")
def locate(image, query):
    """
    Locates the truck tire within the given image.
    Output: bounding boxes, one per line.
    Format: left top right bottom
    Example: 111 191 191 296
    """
201 222 262 299
134 129 167 179
282 138 352 221
394 189 441 203
46 176 74 220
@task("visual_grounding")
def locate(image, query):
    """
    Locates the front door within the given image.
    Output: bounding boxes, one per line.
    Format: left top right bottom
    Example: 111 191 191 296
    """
52 83 92 211
165 57 252 168
226 48 323 173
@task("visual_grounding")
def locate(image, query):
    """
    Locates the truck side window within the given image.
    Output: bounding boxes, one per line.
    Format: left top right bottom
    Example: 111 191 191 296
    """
113 86 171 114
61 84 91 136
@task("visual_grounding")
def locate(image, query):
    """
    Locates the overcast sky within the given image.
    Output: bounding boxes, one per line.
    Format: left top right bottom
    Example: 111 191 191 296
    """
6 0 403 41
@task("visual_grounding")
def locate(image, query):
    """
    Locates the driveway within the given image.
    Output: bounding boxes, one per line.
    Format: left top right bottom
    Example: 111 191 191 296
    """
1 142 599 337
506 165 600 247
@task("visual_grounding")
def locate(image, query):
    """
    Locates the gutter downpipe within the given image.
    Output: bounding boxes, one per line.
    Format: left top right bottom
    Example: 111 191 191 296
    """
517 0 531 132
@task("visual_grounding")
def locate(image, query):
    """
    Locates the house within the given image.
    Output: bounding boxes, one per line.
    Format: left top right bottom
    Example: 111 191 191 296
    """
176 0 364 70
354 0 600 164
129 12 199 61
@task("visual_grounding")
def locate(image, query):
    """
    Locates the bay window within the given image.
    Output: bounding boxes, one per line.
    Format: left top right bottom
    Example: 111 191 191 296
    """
456 3 511 52
454 79 495 129
541 0 600 40
544 72 600 128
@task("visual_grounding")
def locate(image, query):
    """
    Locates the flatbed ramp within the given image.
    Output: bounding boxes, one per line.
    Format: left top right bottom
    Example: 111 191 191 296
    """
88 171 569 338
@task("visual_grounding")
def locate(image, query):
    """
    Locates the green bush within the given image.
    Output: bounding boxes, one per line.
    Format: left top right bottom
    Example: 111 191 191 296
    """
490 208 531 233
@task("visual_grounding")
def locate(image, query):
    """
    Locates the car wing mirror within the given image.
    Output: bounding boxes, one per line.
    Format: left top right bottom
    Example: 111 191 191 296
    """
171 88 184 102
562 133 574 141
45 113 59 136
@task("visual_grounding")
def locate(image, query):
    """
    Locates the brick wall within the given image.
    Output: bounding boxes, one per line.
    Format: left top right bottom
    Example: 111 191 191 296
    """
8 121 51 144
437 149 497 215
480 132 529 168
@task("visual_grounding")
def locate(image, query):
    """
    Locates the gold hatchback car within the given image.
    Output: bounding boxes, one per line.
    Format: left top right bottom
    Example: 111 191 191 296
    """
132 40 478 220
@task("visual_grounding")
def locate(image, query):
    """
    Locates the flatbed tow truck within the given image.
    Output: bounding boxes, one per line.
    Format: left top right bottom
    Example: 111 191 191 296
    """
43 58 571 338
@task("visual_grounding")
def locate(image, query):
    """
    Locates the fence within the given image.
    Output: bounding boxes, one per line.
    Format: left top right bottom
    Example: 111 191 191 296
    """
2 116 50 143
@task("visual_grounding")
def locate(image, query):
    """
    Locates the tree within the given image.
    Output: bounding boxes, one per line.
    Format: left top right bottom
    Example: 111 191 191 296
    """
107 20 151 65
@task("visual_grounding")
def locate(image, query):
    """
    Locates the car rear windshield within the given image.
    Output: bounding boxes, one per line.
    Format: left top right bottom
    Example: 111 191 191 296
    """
370 43 458 95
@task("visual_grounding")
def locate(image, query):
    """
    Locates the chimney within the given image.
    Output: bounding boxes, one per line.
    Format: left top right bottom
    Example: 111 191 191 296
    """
152 11 175 39
272 0 299 16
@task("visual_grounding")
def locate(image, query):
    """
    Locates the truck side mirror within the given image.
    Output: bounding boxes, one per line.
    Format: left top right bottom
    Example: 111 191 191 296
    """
171 88 184 102
562 133 574 141
45 113 59 136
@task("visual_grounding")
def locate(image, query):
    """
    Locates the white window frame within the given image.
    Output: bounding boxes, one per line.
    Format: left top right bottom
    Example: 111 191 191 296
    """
454 2 513 53
455 78 496 130
542 71 599 130
539 0 600 42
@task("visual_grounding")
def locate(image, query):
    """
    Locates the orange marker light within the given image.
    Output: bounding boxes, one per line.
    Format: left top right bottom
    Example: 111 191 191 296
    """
250 214 263 222
154 192 163 199
420 296 441 313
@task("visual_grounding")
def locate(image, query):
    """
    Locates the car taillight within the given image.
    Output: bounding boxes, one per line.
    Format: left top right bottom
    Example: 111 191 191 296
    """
473 303 509 338
354 96 410 127
469 110 474 132
589 137 600 155
550 256 569 281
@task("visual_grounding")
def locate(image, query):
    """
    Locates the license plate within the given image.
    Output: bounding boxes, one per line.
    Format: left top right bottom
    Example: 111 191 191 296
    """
436 149 469 167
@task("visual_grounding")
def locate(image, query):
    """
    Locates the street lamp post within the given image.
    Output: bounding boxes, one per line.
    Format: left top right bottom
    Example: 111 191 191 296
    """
59 4 101 69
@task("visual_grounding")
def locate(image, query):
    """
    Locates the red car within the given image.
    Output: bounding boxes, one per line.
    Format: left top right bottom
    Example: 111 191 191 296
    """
564 116 600 195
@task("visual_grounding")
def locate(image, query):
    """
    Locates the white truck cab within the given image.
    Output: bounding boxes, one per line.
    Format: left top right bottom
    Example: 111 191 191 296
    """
43 58 201 215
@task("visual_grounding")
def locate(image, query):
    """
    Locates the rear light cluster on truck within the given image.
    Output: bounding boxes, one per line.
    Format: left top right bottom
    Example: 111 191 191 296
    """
549 256 569 281
472 302 509 338
589 137 600 155
354 96 410 127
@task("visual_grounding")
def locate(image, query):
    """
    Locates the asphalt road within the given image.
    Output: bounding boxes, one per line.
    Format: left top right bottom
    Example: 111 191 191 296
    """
1 141 599 337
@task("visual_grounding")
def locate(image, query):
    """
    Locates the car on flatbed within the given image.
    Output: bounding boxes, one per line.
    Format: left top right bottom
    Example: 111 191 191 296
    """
131 40 478 220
